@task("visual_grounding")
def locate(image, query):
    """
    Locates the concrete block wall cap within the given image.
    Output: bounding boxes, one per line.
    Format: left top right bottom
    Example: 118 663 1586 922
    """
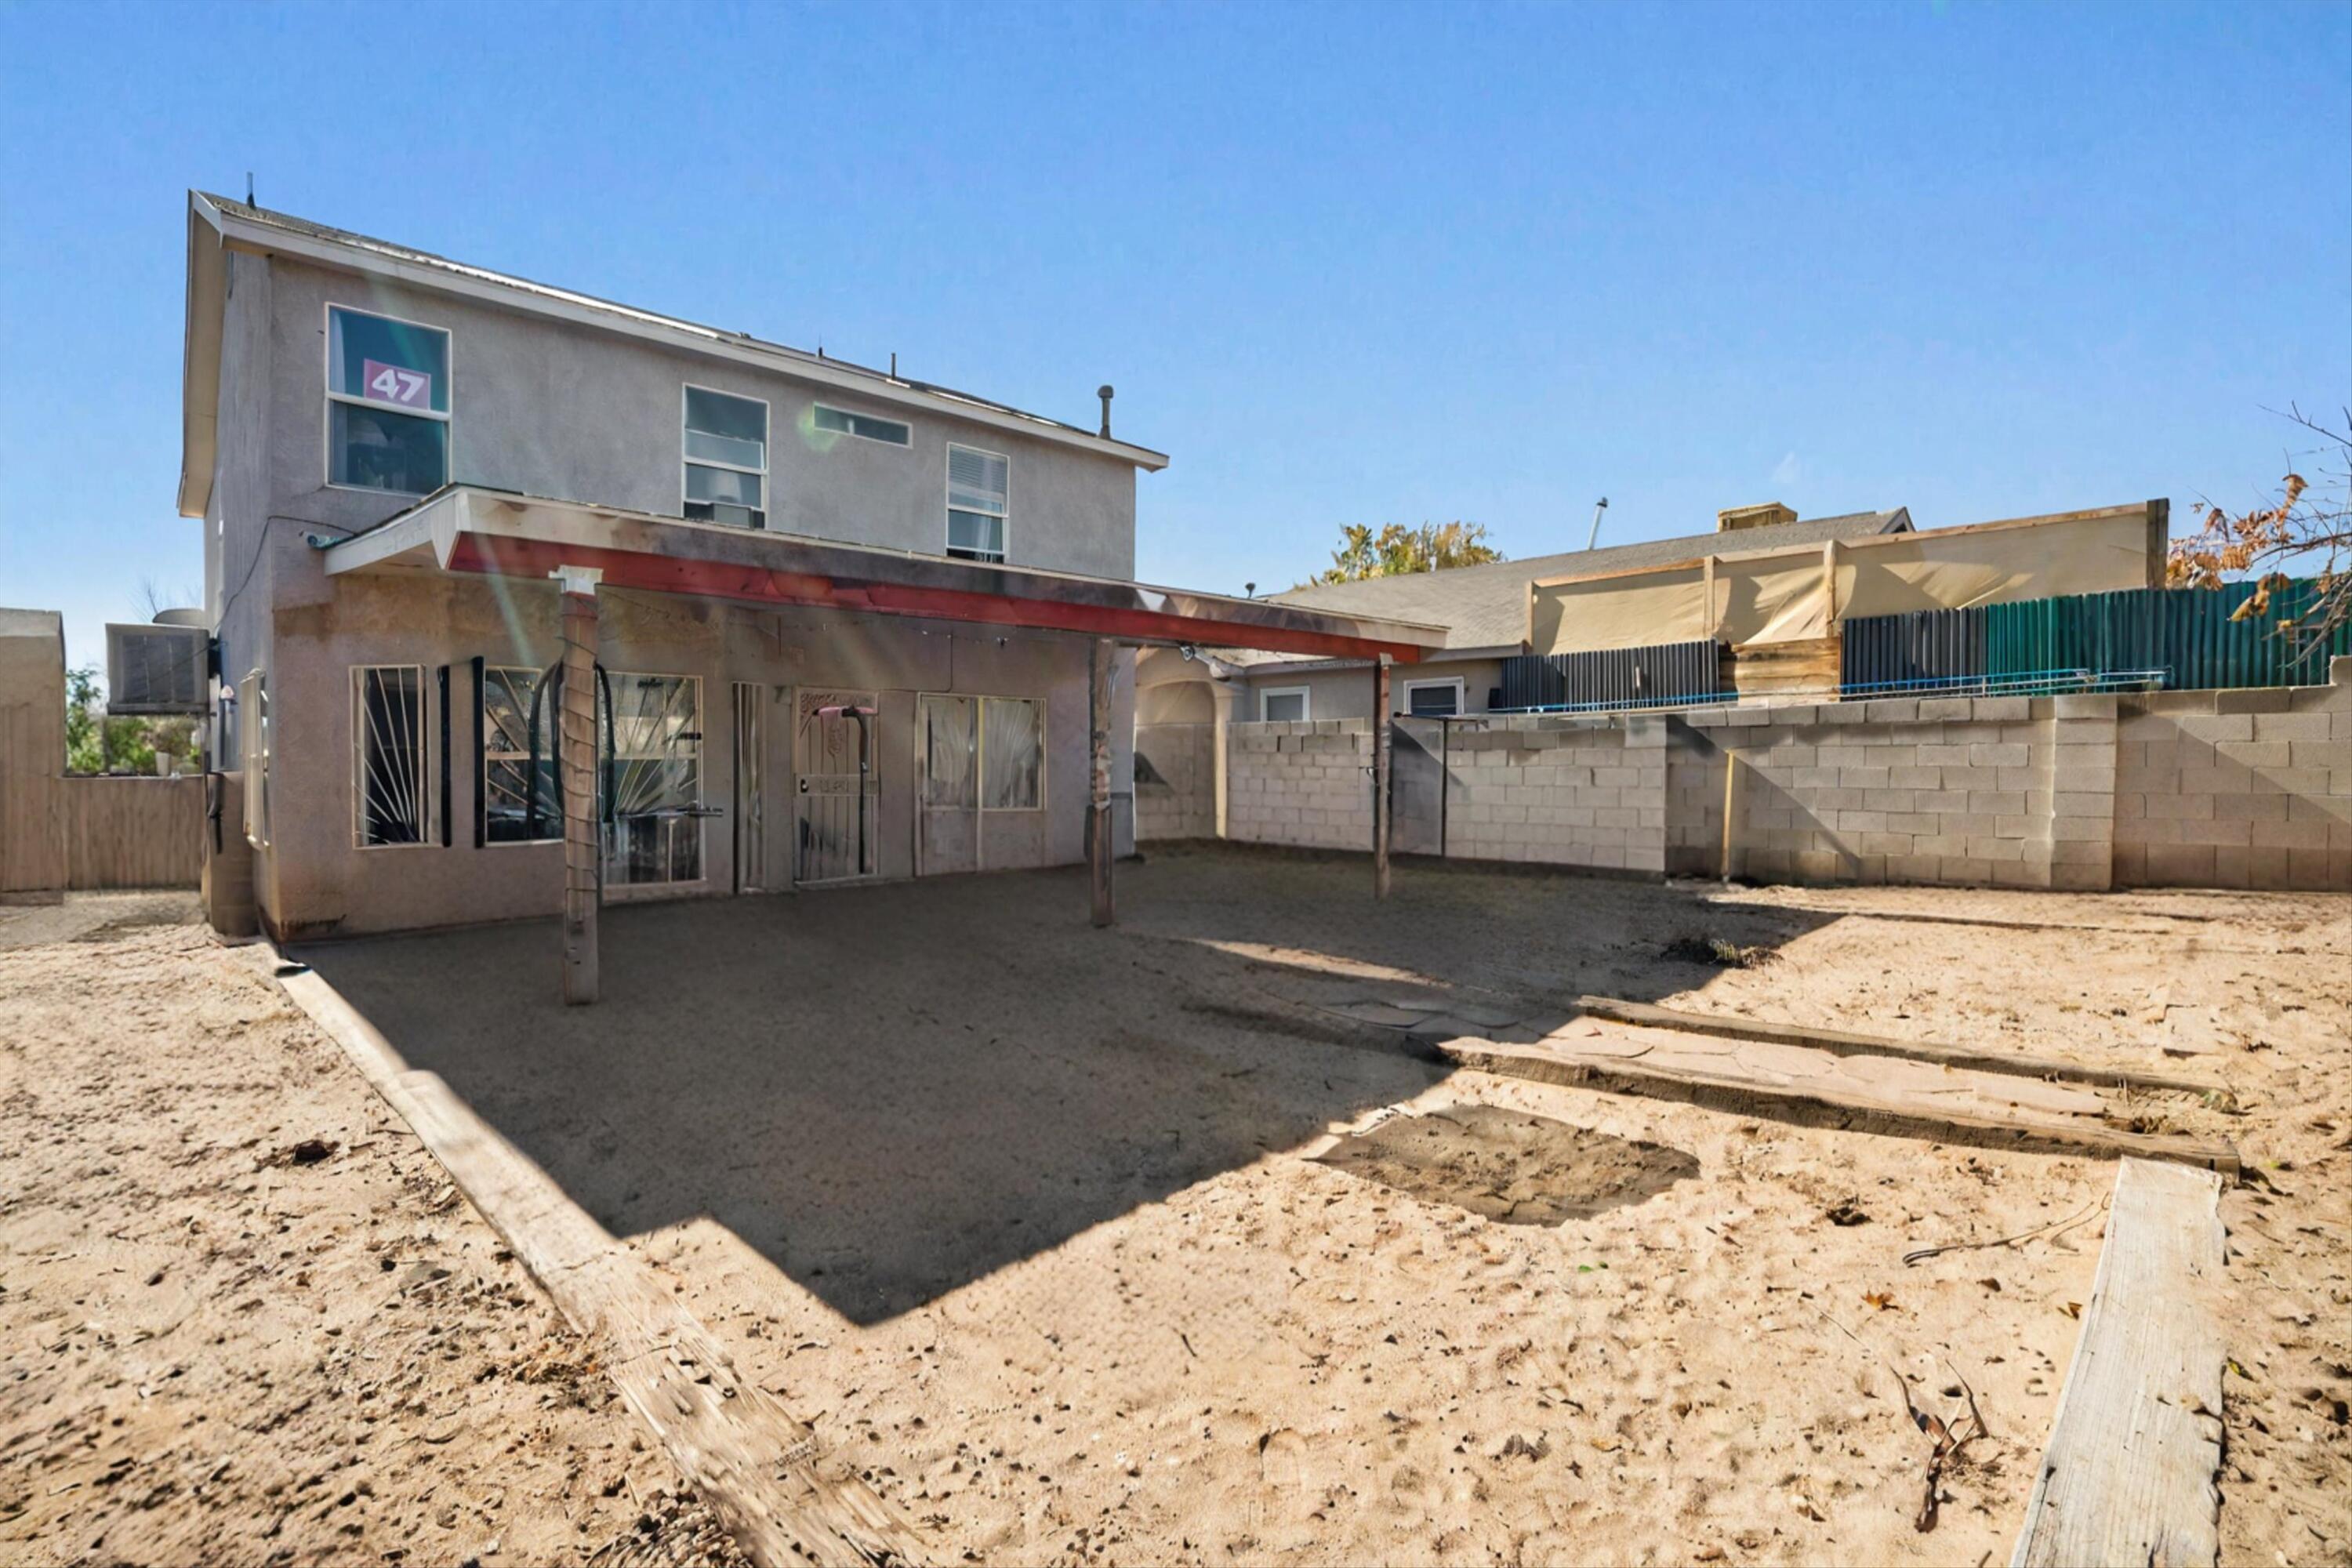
2334 655 2352 688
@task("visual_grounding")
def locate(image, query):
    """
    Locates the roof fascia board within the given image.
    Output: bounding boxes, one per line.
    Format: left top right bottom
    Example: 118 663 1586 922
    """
179 200 227 517
205 204 1169 472
323 488 1443 658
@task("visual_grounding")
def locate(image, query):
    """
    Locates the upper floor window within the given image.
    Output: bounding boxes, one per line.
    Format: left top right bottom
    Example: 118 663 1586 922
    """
946 444 1009 563
812 405 911 447
327 307 450 495
683 387 768 528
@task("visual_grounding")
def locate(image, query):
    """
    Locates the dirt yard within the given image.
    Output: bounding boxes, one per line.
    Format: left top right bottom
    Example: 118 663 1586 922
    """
5 848 2348 1566
0 894 746 1567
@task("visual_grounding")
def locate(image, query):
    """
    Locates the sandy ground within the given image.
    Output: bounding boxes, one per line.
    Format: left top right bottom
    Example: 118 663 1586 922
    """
0 894 747 1567
274 844 2350 1567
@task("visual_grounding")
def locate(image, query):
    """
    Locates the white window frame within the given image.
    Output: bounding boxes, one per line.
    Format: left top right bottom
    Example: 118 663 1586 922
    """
239 669 269 850
811 403 912 448
978 695 1047 814
681 383 771 529
944 441 1011 564
350 664 434 851
1258 685 1311 724
1402 677 1466 717
323 303 453 497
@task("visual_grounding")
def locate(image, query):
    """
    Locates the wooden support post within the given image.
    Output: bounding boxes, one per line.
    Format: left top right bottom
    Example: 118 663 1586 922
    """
1088 637 1114 927
1372 655 1392 898
554 564 602 1004
1719 750 1739 883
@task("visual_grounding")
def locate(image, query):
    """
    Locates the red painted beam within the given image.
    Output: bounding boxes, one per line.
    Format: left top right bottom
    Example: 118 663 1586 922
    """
445 535 1426 662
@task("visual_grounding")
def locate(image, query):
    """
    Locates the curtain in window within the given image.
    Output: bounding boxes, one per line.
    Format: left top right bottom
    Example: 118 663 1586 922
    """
982 698 1042 811
922 695 978 808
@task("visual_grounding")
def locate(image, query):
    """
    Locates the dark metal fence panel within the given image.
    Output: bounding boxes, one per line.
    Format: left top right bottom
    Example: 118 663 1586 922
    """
1497 640 1721 712
1840 606 1986 689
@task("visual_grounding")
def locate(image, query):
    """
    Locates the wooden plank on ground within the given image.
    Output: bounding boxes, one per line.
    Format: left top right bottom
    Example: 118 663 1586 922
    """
2010 1157 2227 1568
269 959 924 1568
1574 994 2221 1096
1439 1025 2240 1175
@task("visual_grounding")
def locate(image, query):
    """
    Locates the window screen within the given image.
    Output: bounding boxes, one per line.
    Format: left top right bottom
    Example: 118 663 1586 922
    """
684 387 767 528
1406 683 1461 717
946 444 1009 563
327 307 450 495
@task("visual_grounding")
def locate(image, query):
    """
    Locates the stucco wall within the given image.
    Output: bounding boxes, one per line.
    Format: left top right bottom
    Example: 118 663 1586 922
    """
253 256 1138 579
250 568 1134 938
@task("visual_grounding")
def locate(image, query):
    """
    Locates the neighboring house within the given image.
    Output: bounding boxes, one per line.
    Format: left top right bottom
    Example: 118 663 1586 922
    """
1141 495 2167 723
178 194 1438 945
1138 506 1913 724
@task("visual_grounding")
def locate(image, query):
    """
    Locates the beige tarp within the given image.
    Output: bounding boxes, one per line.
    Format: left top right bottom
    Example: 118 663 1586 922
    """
1530 564 1708 654
1532 506 2158 656
1714 550 1831 646
1834 509 2154 622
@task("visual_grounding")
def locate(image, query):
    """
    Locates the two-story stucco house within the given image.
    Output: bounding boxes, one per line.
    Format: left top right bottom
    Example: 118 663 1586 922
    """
179 193 1438 989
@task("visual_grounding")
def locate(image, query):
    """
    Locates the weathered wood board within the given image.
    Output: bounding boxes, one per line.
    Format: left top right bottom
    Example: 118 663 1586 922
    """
270 959 924 1568
2010 1158 2227 1568
1442 1018 2239 1174
1575 994 2222 1096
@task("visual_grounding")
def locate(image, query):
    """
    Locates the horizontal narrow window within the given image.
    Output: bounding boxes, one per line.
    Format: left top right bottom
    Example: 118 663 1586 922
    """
684 386 768 529
354 665 430 847
1260 687 1308 724
813 405 911 446
327 306 450 495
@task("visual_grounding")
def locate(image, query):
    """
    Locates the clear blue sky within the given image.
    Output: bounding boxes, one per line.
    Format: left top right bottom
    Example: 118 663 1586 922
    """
2 1 2347 671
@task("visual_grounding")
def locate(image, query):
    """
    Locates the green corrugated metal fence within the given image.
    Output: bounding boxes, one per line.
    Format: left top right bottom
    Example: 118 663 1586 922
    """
1842 579 2349 695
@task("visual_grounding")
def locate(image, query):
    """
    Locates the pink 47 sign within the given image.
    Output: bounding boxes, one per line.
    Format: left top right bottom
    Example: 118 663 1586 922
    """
361 358 433 409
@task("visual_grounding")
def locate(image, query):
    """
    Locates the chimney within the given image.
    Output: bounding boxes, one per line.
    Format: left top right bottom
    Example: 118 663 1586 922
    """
1097 385 1115 439
1717 502 1798 532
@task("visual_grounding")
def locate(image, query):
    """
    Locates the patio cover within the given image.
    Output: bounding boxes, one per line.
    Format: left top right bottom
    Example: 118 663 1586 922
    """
322 487 1444 662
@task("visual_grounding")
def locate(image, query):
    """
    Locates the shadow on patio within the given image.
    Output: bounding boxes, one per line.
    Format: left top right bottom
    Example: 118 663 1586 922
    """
296 844 1834 1325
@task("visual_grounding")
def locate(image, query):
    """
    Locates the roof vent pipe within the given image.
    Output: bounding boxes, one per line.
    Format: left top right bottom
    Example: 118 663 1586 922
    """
1586 496 1610 551
1098 385 1115 439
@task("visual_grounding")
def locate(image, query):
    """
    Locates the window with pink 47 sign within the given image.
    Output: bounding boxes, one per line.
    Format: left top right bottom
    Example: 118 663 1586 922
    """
361 359 433 409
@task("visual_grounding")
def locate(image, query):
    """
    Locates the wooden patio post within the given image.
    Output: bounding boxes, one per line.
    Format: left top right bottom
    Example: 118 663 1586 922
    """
554 564 603 1004
1372 655 1392 898
1088 638 1115 927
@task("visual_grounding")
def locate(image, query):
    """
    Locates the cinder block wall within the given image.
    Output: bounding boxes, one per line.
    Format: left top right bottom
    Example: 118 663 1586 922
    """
1441 714 1668 873
2113 676 2352 890
1679 693 2118 890
1134 723 1217 840
1209 656 2352 892
1224 720 1374 850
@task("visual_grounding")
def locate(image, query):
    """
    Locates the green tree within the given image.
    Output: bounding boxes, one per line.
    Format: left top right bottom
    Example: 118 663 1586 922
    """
64 666 197 775
1308 521 1504 586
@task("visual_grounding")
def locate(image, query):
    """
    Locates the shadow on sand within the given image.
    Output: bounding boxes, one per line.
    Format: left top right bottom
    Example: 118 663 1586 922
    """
297 845 1828 1323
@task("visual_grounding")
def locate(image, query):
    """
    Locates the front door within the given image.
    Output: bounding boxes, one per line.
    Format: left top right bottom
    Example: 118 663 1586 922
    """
793 688 879 884
916 693 979 876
